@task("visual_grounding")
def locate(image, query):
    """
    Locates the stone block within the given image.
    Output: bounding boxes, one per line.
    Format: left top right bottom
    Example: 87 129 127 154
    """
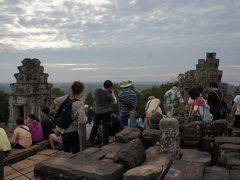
101 143 125 160
34 151 124 180
164 160 204 180
229 170 240 180
115 128 142 143
142 129 160 149
123 153 172 180
226 153 240 170
214 137 240 164
219 144 240 167
203 166 230 180
113 139 146 171
230 127 240 137
200 136 214 153
181 149 211 166
159 118 180 159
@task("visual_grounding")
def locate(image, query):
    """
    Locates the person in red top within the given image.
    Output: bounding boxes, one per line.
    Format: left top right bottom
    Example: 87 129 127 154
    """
188 88 206 121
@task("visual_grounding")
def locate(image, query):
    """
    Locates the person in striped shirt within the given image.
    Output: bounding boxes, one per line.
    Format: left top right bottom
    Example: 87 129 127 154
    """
118 80 137 127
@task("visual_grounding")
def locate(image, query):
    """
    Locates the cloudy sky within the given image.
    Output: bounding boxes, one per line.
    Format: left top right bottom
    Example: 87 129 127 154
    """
0 0 240 85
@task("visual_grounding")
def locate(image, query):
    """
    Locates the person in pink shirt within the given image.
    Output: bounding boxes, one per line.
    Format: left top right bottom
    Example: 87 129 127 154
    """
188 87 206 121
27 114 44 144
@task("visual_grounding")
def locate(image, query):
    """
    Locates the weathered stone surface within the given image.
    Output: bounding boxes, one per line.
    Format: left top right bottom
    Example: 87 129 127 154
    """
101 143 125 160
210 119 228 137
229 170 240 180
215 137 240 146
200 136 214 153
164 160 204 180
183 121 202 149
203 166 230 180
226 153 240 170
123 164 162 180
123 151 172 180
9 58 52 128
34 151 124 180
230 127 240 137
149 112 162 129
214 137 240 164
178 52 226 97
4 140 50 165
181 149 211 166
142 129 160 149
219 144 240 167
113 139 146 171
159 118 180 159
144 146 161 163
115 128 142 143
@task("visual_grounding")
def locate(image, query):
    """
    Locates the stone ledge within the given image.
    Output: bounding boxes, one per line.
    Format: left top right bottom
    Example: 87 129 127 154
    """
4 140 50 165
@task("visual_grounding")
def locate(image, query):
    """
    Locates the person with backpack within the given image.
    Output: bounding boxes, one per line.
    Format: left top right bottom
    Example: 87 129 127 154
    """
188 88 212 122
88 80 117 145
54 81 86 153
145 95 163 127
231 94 240 127
41 107 62 150
207 82 228 120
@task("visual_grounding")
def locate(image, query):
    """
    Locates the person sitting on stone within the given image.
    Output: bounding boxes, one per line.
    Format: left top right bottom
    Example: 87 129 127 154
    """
41 107 62 150
0 127 11 156
11 117 32 149
27 114 44 144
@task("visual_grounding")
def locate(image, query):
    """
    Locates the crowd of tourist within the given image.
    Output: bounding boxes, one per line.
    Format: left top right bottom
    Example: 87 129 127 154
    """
0 80 239 156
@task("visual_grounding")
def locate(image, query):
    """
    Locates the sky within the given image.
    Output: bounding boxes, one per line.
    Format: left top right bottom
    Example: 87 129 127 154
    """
0 0 240 85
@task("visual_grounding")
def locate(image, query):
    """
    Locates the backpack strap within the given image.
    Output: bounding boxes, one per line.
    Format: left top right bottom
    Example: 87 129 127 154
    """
20 126 31 133
212 90 223 101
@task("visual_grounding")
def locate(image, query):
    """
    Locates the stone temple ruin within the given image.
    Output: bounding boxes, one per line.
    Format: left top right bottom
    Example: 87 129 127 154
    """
178 52 228 94
8 58 52 128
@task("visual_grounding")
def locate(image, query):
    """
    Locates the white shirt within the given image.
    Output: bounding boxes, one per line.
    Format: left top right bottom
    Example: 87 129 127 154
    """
145 98 163 117
234 95 240 115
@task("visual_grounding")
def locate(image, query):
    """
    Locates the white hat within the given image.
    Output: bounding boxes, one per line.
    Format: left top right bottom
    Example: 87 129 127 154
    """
120 80 132 88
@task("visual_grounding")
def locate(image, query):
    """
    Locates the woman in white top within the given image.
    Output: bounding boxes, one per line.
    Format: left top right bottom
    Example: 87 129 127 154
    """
231 95 240 127
145 96 163 128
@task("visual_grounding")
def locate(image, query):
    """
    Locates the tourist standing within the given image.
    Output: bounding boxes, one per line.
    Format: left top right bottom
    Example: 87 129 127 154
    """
231 94 240 127
54 81 86 153
118 80 137 127
207 81 227 120
11 117 32 149
163 82 184 117
88 80 117 145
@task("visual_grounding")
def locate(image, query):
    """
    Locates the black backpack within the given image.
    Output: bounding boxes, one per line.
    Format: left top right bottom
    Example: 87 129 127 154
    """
212 91 228 120
53 96 79 129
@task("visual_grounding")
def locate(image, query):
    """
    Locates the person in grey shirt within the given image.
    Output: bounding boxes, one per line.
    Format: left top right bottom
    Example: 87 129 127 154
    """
88 80 117 145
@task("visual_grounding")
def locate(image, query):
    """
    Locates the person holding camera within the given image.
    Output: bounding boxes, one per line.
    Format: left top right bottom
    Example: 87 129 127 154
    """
88 80 117 145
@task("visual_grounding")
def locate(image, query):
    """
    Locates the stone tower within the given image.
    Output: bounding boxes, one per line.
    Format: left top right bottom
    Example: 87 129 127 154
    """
8 58 52 127
178 52 227 94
